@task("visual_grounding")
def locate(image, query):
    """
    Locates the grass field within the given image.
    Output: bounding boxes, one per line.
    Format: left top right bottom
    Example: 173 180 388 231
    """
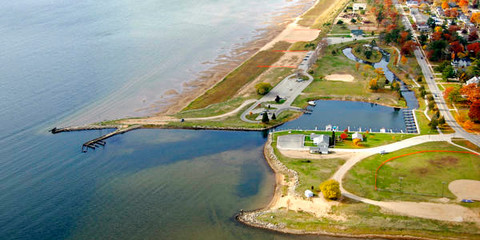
175 97 247 118
350 43 382 63
183 41 290 110
343 142 480 202
334 133 414 149
257 199 480 239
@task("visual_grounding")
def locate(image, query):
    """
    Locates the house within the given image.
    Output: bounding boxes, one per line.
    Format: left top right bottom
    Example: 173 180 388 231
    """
467 76 480 85
418 24 430 32
452 58 472 68
406 1 419 7
310 134 330 154
353 3 367 11
352 132 363 141
351 29 364 37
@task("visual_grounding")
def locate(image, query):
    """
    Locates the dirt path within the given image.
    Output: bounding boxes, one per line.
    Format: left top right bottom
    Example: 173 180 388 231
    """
449 180 480 201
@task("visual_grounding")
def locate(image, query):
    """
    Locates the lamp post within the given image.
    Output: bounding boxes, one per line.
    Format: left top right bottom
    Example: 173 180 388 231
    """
441 181 447 198
399 177 404 192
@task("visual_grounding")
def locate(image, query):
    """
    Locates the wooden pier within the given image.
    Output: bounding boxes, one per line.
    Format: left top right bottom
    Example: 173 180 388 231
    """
81 125 142 152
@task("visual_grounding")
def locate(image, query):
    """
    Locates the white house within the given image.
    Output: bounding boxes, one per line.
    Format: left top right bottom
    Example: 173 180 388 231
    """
353 3 367 11
352 132 363 141
406 1 419 7
467 76 480 85
310 134 330 154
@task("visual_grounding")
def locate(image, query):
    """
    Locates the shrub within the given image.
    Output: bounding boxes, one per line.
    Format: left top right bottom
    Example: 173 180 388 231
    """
261 112 269 123
319 179 341 200
337 20 344 25
255 82 273 95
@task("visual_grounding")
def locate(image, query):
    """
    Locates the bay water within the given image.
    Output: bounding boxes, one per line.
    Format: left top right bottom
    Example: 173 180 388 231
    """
0 1 371 239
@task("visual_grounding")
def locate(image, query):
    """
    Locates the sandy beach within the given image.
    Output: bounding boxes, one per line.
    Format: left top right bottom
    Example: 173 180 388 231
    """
153 0 319 116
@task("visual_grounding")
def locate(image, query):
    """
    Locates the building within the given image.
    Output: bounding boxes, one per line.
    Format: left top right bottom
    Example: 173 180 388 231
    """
353 3 367 11
352 132 363 141
467 76 480 85
452 58 472 68
310 134 330 154
406 1 419 7
351 29 364 37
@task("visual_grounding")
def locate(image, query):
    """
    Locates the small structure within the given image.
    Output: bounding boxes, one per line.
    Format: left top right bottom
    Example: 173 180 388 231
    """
352 3 366 11
310 134 330 154
452 58 471 68
305 190 314 198
352 132 363 141
351 29 364 37
406 0 419 7
467 76 480 85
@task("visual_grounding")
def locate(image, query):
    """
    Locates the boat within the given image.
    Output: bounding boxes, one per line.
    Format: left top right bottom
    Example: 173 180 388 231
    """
308 101 316 106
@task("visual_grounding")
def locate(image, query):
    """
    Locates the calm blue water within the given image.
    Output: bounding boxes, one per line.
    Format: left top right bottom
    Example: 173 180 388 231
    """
280 100 406 132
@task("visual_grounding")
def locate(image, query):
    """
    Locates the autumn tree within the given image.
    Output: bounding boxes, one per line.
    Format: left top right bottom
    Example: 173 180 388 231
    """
340 132 348 141
467 42 480 57
442 1 449 9
471 12 480 26
319 179 341 200
255 82 273 95
369 78 379 90
401 55 408 64
353 138 361 146
464 120 474 129
468 102 480 122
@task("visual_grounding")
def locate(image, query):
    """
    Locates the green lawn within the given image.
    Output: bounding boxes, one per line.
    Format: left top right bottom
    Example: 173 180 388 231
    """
415 110 439 135
257 200 480 239
343 142 480 202
335 133 415 149
452 138 480 153
175 97 247 118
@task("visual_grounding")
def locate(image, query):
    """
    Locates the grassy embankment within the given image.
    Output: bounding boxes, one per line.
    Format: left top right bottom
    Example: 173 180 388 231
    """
258 139 480 239
343 141 480 202
291 42 406 109
183 41 291 111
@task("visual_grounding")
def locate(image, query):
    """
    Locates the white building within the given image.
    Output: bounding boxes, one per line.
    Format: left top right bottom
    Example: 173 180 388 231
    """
353 3 367 11
467 76 480 85
310 134 330 154
352 132 363 141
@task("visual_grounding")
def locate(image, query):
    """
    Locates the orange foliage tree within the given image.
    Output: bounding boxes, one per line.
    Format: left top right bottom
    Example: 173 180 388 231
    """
464 120 474 130
401 55 408 64
471 12 480 26
441 1 449 9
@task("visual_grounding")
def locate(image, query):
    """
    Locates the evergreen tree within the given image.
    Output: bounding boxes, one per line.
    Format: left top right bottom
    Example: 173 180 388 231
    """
261 112 269 123
271 113 276 120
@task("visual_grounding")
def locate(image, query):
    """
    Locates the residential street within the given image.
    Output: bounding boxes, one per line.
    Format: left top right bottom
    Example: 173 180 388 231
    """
396 0 480 147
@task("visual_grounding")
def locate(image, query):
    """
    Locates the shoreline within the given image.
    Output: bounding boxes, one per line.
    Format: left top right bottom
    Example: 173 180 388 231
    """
152 0 316 116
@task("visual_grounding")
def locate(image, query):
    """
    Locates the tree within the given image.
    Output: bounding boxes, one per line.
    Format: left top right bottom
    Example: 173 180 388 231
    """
401 55 408 64
441 1 449 9
417 76 423 82
461 83 480 103
340 133 348 141
353 138 361 146
275 95 281 103
468 30 479 42
255 82 273 95
464 120 474 130
261 112 269 123
391 80 400 91
469 101 480 122
442 65 456 80
369 78 379 90
319 179 341 200
471 12 480 26
355 62 360 71
467 42 480 57
439 116 446 125
271 113 277 120
429 118 439 129
365 49 372 59
337 20 344 25
419 33 428 46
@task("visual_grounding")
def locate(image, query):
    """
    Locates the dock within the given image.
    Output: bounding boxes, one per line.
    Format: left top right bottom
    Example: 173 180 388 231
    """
403 110 419 134
81 125 142 152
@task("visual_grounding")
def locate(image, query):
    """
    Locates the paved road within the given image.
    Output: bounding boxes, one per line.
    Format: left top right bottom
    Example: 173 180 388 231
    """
396 1 480 147
240 72 313 123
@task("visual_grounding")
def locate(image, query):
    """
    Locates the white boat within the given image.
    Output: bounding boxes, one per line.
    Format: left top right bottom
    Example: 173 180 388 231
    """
308 101 316 106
